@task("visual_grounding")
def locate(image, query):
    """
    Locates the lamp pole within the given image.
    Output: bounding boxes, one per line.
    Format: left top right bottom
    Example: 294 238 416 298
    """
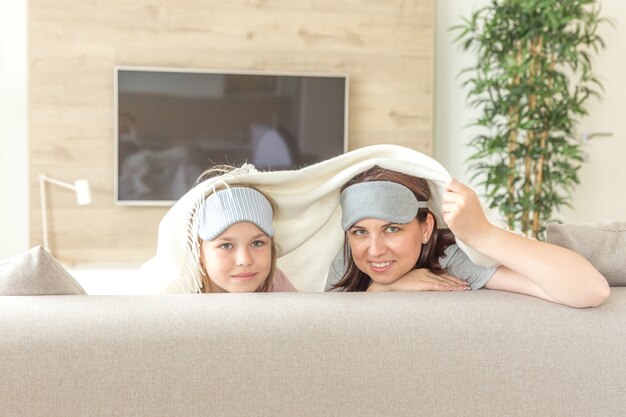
39 174 92 253
39 174 49 250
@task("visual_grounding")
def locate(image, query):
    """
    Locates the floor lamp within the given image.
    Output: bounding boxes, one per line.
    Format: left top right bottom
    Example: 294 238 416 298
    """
39 174 92 253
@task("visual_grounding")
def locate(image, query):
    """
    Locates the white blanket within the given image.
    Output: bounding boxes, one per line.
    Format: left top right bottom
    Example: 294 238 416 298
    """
140 144 502 293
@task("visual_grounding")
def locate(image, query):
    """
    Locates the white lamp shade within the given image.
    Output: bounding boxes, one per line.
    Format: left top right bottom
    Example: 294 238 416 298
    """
74 180 92 205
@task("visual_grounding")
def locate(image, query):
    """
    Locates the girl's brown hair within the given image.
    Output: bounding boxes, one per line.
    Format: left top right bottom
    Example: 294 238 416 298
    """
331 166 455 292
195 165 277 293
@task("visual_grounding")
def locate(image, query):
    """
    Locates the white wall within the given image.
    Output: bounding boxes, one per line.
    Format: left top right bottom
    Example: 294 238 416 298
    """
563 1 626 224
434 0 488 184
0 0 29 259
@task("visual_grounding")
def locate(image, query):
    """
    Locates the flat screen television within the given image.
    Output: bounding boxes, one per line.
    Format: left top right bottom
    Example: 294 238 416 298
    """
114 66 348 205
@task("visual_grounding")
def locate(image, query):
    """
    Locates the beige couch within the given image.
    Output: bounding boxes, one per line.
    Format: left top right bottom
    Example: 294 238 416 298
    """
2 221 626 416
1 289 625 417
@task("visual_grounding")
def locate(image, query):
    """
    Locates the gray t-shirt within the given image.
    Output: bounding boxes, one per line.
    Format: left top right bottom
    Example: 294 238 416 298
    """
324 244 497 291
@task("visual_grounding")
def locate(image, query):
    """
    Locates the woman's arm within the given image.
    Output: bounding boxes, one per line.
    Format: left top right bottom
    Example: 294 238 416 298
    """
367 269 470 292
441 179 610 308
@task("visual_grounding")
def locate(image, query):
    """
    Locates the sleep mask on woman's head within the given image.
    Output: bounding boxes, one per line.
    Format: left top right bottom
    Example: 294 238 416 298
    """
340 181 429 231
197 187 274 241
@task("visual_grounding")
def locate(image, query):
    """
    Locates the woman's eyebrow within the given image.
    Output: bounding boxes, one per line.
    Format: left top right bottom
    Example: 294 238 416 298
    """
381 222 398 228
349 225 367 230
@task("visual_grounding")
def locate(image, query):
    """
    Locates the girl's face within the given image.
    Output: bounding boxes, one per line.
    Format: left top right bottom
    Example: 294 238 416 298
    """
200 222 272 293
347 216 433 285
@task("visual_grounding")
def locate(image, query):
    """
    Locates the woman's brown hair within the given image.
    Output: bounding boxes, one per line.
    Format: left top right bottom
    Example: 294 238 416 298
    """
195 165 277 293
331 166 455 292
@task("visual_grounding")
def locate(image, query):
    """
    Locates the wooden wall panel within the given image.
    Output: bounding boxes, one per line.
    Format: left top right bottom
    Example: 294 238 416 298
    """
29 0 435 264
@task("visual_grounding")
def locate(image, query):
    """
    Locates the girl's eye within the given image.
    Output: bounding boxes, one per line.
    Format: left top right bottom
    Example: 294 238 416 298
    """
350 228 368 237
251 240 265 248
219 243 233 250
385 226 400 233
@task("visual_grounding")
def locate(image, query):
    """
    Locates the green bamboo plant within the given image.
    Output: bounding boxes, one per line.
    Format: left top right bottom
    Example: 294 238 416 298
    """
453 0 609 239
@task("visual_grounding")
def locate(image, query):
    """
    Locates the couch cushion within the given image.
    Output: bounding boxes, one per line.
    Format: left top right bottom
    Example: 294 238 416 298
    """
0 246 86 295
547 221 626 286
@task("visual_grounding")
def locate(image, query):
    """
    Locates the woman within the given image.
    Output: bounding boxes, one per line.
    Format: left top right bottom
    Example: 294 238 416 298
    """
329 166 609 308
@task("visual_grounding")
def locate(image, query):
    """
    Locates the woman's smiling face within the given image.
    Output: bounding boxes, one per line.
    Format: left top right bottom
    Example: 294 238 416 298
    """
347 217 431 285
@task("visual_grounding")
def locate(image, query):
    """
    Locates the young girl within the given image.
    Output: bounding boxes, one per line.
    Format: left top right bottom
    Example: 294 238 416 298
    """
328 166 610 308
196 185 295 293
140 165 295 293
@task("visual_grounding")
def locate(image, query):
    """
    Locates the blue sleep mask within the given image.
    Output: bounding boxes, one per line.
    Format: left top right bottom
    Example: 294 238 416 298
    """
340 181 429 231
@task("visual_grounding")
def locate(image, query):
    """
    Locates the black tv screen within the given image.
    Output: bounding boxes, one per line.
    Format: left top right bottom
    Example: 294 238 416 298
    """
115 66 348 205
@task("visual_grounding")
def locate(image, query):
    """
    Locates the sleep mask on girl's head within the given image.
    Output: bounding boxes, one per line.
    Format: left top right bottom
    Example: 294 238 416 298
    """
340 181 429 231
197 187 274 241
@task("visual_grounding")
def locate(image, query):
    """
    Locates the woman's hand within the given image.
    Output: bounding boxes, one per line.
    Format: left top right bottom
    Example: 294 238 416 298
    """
441 178 493 246
367 268 470 292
